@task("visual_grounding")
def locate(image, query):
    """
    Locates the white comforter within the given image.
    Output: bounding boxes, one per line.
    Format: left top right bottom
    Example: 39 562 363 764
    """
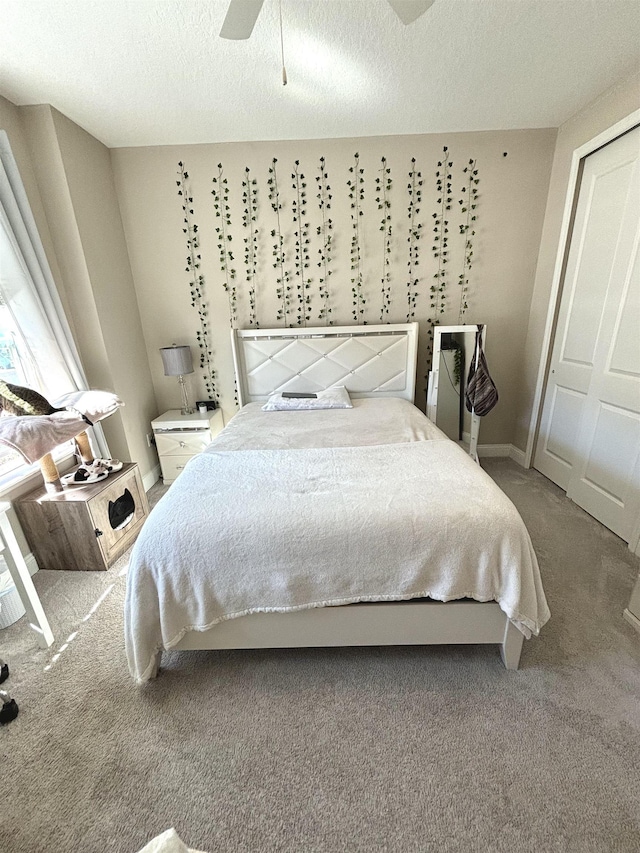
210 398 447 450
125 400 549 682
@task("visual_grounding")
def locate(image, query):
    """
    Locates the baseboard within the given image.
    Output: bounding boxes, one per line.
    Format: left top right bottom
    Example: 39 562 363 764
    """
143 464 161 493
477 444 527 468
623 608 640 634
477 444 512 458
509 445 527 468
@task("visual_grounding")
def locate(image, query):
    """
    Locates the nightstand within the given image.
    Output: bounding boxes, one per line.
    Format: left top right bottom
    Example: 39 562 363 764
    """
152 409 224 484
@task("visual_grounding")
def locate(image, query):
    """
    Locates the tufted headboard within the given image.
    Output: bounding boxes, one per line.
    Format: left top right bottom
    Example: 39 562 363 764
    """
231 323 419 407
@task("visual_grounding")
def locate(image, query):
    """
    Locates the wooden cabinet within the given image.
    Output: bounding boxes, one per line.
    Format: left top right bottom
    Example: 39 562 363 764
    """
15 463 149 571
152 409 224 484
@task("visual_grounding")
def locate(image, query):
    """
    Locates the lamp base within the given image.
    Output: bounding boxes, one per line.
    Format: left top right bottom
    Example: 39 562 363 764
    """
178 374 194 416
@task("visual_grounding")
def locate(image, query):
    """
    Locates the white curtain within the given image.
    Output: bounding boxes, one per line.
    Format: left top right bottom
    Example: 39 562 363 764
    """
0 130 109 458
0 204 76 398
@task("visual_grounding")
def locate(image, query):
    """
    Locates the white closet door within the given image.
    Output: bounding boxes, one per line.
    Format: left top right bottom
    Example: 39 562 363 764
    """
535 126 640 540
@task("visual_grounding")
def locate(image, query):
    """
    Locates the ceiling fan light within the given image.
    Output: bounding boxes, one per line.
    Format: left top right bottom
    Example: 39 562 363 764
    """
219 0 265 40
387 0 436 26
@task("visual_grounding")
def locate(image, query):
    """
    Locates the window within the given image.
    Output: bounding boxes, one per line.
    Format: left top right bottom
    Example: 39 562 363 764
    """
0 297 38 478
0 131 108 489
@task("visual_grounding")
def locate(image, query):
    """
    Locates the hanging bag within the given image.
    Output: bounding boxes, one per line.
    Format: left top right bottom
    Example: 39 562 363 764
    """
465 326 499 416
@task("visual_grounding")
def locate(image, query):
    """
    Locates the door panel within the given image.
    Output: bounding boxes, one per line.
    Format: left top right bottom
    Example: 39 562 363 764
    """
535 126 640 541
568 151 640 540
582 404 639 500
543 385 586 484
609 242 640 376
562 162 634 366
571 402 640 538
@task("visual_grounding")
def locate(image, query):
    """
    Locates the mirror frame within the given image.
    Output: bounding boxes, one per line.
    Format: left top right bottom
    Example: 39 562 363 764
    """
426 324 486 461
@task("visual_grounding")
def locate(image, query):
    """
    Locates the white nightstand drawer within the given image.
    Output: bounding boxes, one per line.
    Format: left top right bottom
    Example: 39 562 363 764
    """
155 431 211 457
159 455 196 483
152 409 224 485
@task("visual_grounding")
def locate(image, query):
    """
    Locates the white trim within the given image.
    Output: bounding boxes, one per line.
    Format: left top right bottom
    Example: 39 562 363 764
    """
143 464 161 493
509 445 527 468
622 608 640 634
478 444 512 458
26 551 38 576
524 109 640 469
0 132 84 388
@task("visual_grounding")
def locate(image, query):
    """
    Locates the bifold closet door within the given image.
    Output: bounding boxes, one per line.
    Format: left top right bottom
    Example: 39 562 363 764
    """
535 126 640 541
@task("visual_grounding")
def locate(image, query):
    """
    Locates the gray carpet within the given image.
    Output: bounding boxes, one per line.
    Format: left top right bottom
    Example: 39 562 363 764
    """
1 460 639 853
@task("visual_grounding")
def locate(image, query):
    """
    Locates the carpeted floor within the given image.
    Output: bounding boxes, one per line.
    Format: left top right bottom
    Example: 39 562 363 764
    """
1 459 639 853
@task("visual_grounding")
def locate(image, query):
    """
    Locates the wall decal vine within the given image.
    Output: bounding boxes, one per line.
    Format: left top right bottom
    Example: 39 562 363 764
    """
347 153 366 323
211 163 238 328
375 156 393 322
406 158 423 321
458 159 479 322
291 161 312 326
267 158 292 326
315 157 333 325
242 166 259 328
175 148 484 404
431 145 453 318
176 161 218 401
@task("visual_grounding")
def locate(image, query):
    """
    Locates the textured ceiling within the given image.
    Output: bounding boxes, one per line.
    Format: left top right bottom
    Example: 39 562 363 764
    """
1 0 639 148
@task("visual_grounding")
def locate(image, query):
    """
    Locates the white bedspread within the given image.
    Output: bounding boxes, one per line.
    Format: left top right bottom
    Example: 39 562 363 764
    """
210 397 447 450
125 422 549 682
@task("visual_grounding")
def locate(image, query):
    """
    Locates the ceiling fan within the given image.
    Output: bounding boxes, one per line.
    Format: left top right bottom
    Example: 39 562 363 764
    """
220 0 436 40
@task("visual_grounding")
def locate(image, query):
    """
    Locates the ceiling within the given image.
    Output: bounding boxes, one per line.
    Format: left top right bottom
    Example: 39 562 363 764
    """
1 0 639 149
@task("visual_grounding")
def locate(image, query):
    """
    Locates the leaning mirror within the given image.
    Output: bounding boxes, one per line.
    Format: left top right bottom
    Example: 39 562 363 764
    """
426 325 486 460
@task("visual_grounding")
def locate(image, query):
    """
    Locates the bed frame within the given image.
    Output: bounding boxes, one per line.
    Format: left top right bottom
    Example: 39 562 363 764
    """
231 322 419 405
170 323 524 671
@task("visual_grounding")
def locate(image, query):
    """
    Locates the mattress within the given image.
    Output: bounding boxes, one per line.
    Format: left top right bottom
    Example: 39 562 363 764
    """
125 398 549 682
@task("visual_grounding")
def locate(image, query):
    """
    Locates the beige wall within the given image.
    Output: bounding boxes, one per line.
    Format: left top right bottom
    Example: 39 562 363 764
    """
46 108 157 473
515 71 640 453
112 128 556 444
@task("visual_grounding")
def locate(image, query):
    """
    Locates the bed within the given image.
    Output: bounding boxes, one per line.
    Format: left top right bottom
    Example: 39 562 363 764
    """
125 323 549 682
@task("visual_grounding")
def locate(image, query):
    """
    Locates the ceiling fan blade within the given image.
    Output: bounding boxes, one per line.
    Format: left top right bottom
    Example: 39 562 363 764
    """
387 0 436 25
220 0 265 40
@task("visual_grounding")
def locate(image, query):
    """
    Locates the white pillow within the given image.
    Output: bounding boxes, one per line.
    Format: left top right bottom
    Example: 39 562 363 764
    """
262 386 353 411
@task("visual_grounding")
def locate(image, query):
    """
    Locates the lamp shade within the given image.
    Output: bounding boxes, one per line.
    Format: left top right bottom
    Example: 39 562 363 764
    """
160 345 194 377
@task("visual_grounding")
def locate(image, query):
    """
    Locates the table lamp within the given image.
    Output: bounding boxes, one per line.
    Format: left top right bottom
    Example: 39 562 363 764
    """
160 345 194 415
